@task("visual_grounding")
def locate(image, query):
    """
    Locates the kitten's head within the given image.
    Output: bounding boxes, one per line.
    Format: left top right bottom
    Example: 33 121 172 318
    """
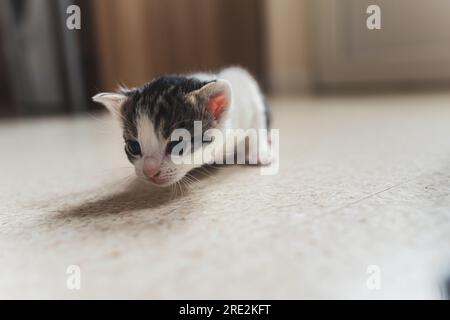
93 76 231 187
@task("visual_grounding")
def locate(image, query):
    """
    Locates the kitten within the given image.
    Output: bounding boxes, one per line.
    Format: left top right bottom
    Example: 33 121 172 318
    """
93 67 271 187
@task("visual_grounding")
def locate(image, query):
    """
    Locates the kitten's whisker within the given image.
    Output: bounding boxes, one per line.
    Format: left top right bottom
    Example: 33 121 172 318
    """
179 181 185 197
186 173 201 183
183 176 194 186
179 180 186 193
199 167 218 179
173 183 179 199
198 168 214 177
173 183 178 199
177 183 181 197
182 179 191 192
180 180 187 196
169 183 175 200
183 180 190 194
174 182 179 199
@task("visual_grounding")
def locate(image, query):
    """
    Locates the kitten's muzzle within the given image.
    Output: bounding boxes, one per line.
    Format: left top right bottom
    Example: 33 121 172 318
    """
143 166 161 179
143 167 170 186
143 157 161 179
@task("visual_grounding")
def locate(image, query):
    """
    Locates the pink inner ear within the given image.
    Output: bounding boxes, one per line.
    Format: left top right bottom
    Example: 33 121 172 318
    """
208 93 228 119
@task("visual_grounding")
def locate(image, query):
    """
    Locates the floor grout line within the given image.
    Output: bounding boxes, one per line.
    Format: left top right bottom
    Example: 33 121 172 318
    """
326 175 425 215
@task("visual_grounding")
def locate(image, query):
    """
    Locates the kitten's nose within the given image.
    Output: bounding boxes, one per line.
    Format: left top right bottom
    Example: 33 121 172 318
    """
143 165 160 178
143 158 161 178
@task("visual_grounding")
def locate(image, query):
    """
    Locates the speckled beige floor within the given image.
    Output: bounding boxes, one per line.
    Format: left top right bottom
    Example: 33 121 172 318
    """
1 94 450 299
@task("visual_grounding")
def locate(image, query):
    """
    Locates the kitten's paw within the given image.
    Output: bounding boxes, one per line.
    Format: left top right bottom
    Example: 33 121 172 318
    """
257 152 272 166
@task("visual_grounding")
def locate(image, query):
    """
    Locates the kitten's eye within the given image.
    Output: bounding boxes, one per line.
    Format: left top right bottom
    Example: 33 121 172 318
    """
166 139 192 156
166 140 181 155
126 140 141 156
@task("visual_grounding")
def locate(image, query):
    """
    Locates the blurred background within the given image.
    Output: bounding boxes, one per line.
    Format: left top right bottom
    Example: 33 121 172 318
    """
2 0 450 299
2 0 450 117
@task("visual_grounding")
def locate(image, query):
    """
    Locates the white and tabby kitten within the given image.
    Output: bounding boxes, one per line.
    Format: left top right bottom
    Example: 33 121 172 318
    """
93 67 271 187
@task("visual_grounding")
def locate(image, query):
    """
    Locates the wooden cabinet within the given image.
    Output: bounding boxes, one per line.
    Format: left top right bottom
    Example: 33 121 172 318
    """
91 0 266 91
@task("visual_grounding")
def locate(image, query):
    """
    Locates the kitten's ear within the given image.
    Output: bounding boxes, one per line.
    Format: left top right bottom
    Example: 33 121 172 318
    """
192 80 232 120
92 92 127 115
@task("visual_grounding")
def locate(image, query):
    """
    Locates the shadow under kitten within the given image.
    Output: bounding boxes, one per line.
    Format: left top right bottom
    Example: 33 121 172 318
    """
54 165 225 220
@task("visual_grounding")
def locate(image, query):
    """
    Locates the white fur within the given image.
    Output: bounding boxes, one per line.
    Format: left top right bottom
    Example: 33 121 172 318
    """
137 111 161 156
92 93 127 115
193 67 271 165
178 67 271 173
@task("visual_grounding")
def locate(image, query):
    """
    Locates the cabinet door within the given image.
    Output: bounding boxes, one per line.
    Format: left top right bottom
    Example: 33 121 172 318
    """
313 0 450 87
92 0 265 90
